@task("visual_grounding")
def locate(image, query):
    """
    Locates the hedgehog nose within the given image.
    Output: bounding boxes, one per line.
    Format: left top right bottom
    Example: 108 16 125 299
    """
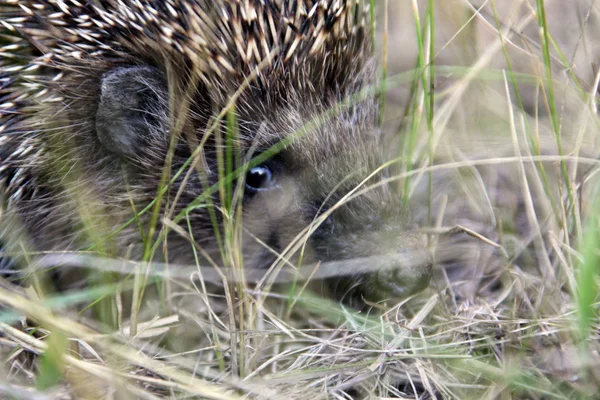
352 233 433 302
331 241 432 305
379 245 433 298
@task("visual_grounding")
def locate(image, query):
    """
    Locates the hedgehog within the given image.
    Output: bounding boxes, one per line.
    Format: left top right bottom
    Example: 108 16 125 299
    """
0 0 432 304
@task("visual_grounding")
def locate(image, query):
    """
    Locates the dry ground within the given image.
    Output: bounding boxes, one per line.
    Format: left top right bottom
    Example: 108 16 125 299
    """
1 1 600 399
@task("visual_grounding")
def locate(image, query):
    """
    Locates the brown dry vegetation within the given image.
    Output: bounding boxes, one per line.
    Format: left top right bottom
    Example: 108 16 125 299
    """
1 1 600 399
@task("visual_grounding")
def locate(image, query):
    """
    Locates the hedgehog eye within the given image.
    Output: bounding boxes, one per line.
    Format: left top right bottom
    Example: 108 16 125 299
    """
245 165 274 191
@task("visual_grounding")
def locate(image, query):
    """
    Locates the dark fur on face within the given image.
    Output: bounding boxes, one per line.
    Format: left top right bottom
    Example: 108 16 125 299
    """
0 0 432 304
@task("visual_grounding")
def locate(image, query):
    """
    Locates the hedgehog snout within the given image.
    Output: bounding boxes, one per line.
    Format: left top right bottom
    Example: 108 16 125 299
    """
307 195 432 303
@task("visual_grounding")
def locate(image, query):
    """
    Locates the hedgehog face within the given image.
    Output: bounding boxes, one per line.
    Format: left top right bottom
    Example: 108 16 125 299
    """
1 0 432 305
91 65 432 304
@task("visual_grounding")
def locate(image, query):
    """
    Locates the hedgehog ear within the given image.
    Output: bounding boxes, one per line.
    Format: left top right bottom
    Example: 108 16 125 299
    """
95 66 167 158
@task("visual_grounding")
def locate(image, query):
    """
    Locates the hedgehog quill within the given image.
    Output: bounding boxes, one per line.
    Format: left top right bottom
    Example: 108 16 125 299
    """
0 0 432 304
